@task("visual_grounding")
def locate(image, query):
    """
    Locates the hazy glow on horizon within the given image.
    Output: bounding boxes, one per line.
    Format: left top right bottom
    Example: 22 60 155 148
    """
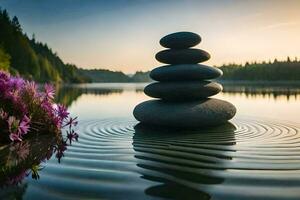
1 0 300 73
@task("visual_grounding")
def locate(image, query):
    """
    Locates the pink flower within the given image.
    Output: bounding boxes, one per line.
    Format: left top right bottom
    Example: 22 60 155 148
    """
18 115 30 135
9 133 22 142
24 81 37 97
41 99 53 114
44 84 55 100
7 115 31 142
55 141 68 163
8 77 24 90
63 116 78 129
57 105 69 120
67 130 79 144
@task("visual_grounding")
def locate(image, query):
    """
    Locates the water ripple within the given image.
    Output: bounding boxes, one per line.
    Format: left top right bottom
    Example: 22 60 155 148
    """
28 118 300 199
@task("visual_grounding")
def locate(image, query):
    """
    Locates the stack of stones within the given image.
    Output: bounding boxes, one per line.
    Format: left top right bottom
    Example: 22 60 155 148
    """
133 32 236 129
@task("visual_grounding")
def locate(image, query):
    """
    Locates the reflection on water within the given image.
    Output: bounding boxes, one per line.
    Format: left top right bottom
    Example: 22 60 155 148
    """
1 118 297 199
1 83 300 199
222 83 300 100
55 84 124 107
0 134 77 199
54 83 300 122
55 83 300 109
133 123 236 199
133 119 300 199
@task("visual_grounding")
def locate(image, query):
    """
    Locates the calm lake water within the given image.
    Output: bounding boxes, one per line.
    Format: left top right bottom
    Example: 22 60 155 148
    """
1 82 300 200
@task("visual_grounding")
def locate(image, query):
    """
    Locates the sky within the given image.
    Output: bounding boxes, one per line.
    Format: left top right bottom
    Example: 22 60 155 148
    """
1 0 300 73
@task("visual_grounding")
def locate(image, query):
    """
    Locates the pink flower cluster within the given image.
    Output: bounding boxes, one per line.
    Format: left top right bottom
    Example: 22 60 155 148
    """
0 71 78 142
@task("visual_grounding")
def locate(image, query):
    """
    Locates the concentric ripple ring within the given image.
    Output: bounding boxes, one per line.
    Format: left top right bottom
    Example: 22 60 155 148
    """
29 118 300 199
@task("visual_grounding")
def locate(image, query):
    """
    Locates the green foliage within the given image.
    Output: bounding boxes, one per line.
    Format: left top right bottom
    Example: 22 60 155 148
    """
0 46 10 71
219 57 300 81
0 8 89 83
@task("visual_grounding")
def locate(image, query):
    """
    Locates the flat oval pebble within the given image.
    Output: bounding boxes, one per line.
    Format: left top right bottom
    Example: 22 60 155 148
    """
160 32 201 49
155 49 210 64
150 64 223 81
144 81 222 101
133 99 236 128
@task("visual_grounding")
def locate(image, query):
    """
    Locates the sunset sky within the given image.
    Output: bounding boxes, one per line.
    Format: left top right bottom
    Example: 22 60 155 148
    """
1 0 300 73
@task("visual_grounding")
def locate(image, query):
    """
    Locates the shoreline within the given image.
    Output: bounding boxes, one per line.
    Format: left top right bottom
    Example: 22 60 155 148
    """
57 80 300 85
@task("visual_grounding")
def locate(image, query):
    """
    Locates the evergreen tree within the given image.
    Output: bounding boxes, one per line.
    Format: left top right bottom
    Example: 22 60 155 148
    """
32 33 36 42
11 16 22 32
1 9 10 22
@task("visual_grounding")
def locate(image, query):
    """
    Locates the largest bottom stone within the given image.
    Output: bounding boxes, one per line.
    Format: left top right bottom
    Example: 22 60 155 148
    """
133 98 236 128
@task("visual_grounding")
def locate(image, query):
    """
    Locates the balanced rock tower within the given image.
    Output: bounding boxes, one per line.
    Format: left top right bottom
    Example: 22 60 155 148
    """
133 32 236 128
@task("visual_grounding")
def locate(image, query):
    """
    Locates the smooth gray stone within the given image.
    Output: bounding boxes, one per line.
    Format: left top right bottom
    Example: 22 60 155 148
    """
160 32 201 49
133 99 236 128
155 49 210 64
144 81 222 101
150 64 223 81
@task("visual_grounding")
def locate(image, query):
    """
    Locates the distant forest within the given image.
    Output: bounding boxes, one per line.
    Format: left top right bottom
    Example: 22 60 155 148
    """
219 58 300 81
1 8 299 83
106 58 300 82
80 69 151 82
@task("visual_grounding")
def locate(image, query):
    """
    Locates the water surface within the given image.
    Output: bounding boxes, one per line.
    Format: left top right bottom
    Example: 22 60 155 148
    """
1 83 300 200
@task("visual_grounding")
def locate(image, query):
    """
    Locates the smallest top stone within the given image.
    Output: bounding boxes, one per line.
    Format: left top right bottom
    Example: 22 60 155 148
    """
160 32 201 49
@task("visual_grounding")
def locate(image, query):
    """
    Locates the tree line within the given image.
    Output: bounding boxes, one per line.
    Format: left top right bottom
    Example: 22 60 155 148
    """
104 58 300 82
0 8 89 83
80 69 151 82
219 58 300 81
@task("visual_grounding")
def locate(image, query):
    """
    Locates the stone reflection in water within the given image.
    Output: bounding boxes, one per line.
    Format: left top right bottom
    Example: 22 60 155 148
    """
133 123 236 199
0 134 77 198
